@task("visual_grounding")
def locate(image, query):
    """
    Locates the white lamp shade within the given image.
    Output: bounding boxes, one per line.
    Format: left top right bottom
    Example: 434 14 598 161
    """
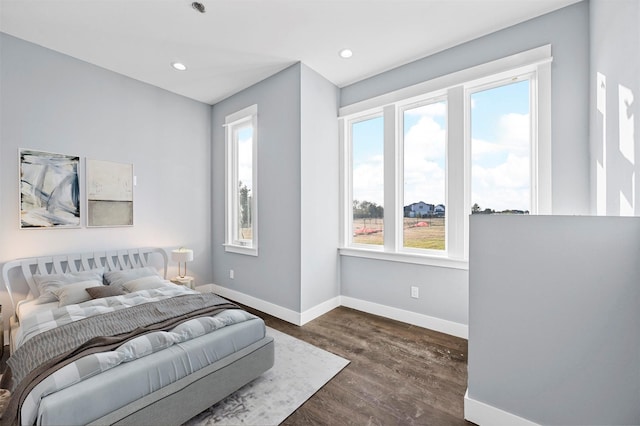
171 248 194 262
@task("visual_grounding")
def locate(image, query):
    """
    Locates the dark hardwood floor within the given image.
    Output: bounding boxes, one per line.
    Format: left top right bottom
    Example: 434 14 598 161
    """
243 305 471 426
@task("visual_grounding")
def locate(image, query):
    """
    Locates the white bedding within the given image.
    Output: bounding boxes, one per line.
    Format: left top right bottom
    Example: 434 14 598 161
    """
13 282 193 350
15 299 58 323
10 287 266 425
36 319 266 425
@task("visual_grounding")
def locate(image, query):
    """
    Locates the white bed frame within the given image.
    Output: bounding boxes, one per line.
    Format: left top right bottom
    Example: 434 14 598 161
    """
1 247 274 425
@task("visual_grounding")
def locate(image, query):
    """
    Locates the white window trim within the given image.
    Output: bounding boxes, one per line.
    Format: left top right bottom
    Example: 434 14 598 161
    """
339 45 552 117
224 104 258 256
339 46 552 268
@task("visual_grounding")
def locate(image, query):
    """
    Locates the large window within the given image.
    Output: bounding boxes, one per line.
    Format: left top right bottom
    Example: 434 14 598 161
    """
225 105 258 256
340 46 551 267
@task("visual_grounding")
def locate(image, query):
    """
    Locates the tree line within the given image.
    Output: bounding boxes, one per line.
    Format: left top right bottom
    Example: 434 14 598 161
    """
353 200 383 220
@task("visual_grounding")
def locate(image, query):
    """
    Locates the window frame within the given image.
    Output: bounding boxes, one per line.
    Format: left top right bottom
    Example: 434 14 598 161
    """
224 104 258 256
463 71 539 257
397 95 449 257
339 46 552 269
346 111 386 251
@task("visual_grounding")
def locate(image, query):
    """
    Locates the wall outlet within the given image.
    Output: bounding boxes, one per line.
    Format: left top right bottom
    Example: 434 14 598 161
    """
411 286 419 299
229 269 234 279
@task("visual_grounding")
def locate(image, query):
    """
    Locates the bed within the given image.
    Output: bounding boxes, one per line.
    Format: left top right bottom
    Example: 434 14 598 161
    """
0 247 274 425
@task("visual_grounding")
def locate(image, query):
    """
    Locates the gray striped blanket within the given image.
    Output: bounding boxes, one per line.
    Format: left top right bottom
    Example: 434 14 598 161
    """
1 289 253 426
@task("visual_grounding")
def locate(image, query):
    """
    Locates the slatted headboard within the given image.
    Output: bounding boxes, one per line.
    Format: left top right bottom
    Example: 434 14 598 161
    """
1 247 168 316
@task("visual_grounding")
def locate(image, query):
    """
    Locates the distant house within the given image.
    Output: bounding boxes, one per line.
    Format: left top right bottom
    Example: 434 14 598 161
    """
404 201 434 218
434 204 445 216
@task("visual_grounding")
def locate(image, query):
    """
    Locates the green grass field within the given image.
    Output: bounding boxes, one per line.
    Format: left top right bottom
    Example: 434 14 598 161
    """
352 217 445 250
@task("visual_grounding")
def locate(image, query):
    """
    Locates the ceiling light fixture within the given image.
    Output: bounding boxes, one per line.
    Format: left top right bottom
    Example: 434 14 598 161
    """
171 62 187 71
339 48 353 59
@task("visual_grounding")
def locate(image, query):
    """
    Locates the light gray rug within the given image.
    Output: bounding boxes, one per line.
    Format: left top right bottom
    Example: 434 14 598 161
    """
183 327 350 425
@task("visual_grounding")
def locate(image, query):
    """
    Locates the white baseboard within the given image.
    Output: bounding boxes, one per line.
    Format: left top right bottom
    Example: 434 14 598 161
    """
341 296 468 339
206 284 468 339
464 389 540 426
300 296 341 325
208 284 302 325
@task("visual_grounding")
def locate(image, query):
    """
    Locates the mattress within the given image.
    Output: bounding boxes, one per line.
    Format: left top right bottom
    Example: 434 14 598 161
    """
35 318 266 425
11 290 267 425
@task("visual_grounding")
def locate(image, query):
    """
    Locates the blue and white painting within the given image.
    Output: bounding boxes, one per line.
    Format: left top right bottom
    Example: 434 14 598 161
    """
20 149 80 228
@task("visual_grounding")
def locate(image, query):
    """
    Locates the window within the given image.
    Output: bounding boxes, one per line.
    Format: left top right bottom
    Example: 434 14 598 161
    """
469 79 531 216
225 104 258 256
339 46 551 267
401 100 447 251
351 115 384 246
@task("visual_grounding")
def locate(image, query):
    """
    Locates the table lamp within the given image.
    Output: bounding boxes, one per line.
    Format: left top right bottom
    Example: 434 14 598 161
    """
171 247 194 278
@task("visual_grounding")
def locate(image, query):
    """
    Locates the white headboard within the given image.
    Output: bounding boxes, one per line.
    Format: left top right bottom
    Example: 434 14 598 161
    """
1 247 168 316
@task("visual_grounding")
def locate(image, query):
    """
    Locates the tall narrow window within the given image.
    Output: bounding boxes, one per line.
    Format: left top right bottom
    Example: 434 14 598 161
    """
470 79 531 215
401 100 447 251
225 105 258 255
351 115 384 246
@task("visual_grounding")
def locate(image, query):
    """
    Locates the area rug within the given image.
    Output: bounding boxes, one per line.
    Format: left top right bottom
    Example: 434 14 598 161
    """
183 327 350 425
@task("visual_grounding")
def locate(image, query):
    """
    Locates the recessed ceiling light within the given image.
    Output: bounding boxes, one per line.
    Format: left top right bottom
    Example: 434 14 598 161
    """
171 62 187 71
339 48 353 59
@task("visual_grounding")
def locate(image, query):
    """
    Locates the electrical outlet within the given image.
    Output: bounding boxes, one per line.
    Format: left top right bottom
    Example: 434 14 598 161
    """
411 286 419 299
229 269 234 279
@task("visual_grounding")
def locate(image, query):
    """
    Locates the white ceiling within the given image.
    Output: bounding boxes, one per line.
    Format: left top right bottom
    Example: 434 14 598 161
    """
0 0 582 105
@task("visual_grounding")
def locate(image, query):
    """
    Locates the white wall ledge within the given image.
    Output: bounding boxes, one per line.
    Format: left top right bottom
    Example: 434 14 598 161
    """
339 247 468 270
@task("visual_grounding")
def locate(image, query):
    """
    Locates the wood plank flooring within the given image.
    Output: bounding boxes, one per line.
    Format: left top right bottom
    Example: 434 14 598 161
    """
243 305 471 426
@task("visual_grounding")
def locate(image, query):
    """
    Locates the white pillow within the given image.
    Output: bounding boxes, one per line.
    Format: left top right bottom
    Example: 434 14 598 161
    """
33 268 104 303
122 275 167 292
53 280 104 307
104 267 160 290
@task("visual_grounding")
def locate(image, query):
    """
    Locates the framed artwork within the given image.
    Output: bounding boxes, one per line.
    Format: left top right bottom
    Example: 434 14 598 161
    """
86 159 134 227
20 149 81 229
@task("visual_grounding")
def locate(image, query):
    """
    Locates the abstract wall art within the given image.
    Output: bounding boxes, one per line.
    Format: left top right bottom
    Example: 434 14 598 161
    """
19 149 81 229
86 159 134 227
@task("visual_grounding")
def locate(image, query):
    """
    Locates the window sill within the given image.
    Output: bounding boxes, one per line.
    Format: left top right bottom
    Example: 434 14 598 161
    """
338 247 468 270
224 244 258 257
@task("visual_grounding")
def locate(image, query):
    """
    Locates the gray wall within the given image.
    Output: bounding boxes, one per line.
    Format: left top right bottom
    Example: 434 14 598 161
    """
211 63 341 314
211 64 303 312
590 0 640 215
338 1 590 330
300 64 340 311
0 34 213 310
468 215 640 424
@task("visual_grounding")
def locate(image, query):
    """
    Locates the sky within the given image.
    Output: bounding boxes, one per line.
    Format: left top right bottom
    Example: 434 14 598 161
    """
237 125 253 192
352 79 530 213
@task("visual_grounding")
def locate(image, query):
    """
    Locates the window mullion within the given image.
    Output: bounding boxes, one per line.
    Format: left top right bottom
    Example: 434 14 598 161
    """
537 62 552 214
447 86 465 260
383 105 397 252
338 118 349 247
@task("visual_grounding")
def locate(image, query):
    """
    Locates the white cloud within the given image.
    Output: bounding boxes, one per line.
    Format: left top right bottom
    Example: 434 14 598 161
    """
403 114 446 205
351 108 531 212
353 154 384 206
498 113 530 151
472 112 530 211
238 136 253 191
